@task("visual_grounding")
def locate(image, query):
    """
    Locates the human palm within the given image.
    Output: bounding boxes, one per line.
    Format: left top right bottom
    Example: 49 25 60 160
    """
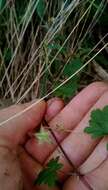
0 98 63 190
25 82 108 190
0 82 108 190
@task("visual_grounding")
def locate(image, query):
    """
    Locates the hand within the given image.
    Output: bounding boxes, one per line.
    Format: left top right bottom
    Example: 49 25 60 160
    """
0 98 64 190
25 82 108 190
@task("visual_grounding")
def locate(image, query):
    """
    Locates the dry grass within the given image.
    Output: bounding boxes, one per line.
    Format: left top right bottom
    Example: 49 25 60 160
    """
0 0 108 108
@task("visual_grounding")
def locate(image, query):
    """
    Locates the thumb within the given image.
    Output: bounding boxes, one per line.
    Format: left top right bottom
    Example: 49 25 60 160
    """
0 100 46 146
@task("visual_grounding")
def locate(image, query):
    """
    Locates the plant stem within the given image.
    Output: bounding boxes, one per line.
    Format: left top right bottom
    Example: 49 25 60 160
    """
43 119 93 190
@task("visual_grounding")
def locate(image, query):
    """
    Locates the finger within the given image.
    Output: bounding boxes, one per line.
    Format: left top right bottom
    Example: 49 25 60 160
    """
84 158 108 190
23 176 60 190
18 147 42 182
18 147 59 190
0 100 46 146
27 98 64 138
79 136 108 175
33 184 60 190
63 176 88 190
25 82 108 163
45 97 64 122
25 98 65 163
47 90 108 180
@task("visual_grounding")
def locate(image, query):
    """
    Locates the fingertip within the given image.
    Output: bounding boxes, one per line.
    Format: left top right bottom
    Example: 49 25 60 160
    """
27 99 46 113
45 97 64 122
0 100 47 146
86 81 108 92
23 99 46 129
47 97 63 107
63 176 88 190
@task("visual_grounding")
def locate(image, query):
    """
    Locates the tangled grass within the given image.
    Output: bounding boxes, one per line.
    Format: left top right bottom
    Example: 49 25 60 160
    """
0 0 108 108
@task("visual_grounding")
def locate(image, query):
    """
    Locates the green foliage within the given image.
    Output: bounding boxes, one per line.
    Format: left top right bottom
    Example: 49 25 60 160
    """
48 43 67 54
34 157 63 187
35 126 51 144
0 0 108 101
36 0 46 19
54 58 83 98
84 106 108 139
63 58 83 76
0 0 5 10
4 48 12 64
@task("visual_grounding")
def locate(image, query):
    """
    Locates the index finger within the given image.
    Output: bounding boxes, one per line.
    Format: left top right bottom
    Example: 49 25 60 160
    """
26 82 108 163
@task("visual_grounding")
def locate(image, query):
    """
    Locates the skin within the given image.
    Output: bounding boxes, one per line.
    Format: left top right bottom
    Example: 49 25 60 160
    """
25 82 108 190
0 82 108 189
0 98 64 190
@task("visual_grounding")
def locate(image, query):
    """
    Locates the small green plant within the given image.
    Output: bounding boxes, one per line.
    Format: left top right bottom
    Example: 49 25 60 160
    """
84 105 108 149
54 58 83 99
35 125 51 144
36 0 46 19
34 157 63 187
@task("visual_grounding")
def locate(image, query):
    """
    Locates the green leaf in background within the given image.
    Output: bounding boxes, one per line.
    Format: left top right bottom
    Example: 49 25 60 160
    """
0 0 6 10
36 0 46 19
54 79 78 98
84 106 108 138
63 58 83 77
48 43 67 54
34 157 63 187
54 58 83 98
4 48 12 64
